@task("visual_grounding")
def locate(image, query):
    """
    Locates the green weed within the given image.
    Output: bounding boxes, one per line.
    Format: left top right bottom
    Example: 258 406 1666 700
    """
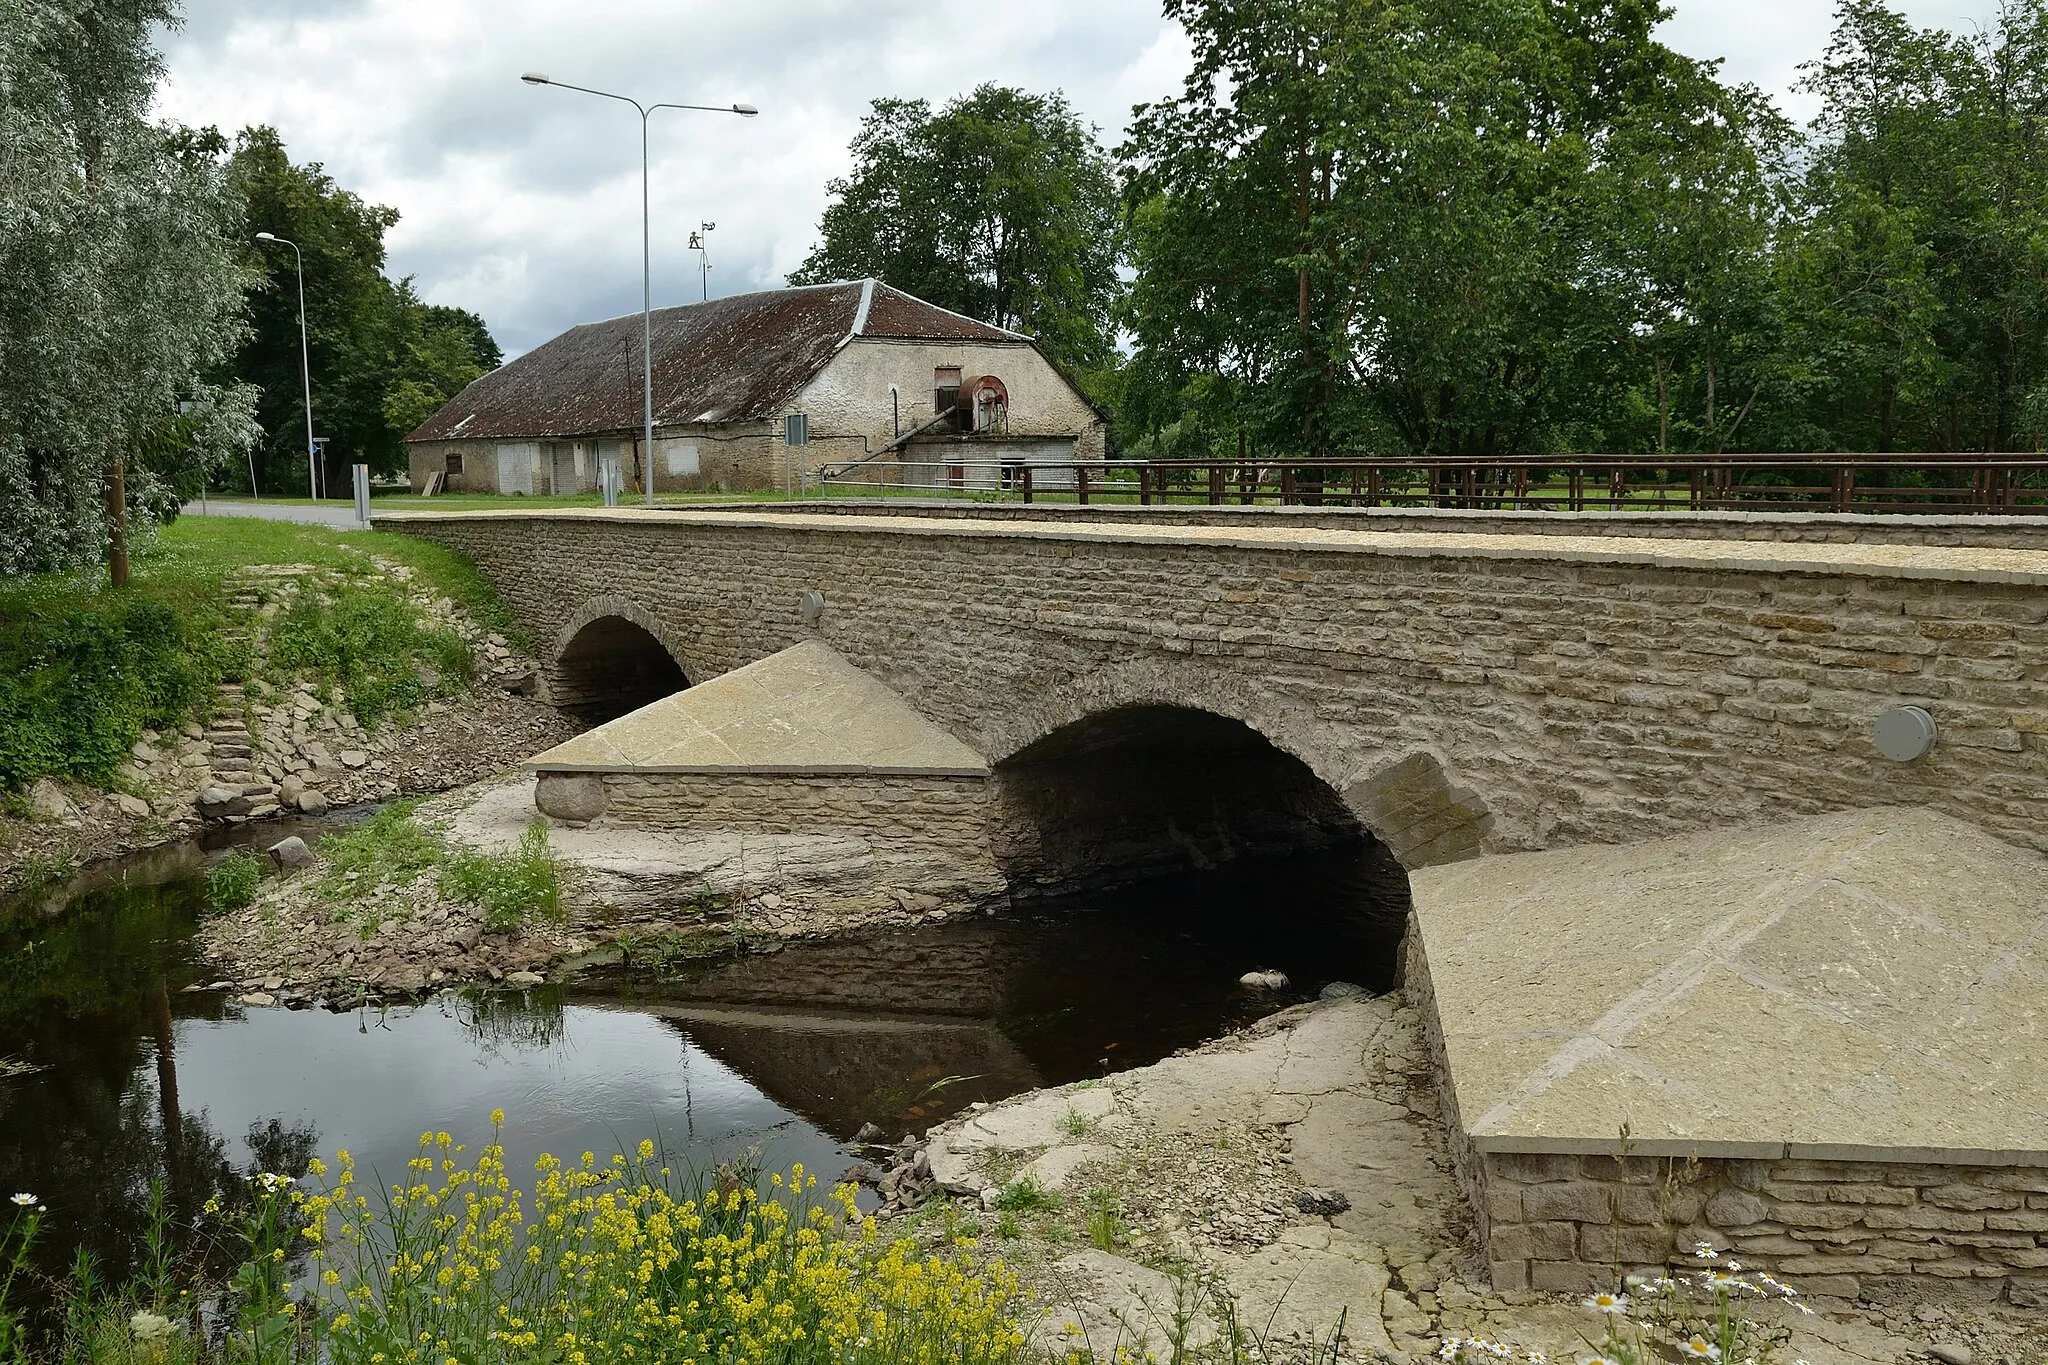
266 578 469 726
202 851 264 915
439 823 563 931
1083 1189 1126 1251
313 802 440 900
995 1176 1058 1214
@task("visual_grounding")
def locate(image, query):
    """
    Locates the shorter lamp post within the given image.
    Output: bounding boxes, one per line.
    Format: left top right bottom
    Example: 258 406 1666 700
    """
254 232 318 499
520 73 756 506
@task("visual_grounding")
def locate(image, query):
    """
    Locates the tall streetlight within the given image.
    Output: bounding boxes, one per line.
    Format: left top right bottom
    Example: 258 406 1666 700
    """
254 232 318 500
521 73 757 507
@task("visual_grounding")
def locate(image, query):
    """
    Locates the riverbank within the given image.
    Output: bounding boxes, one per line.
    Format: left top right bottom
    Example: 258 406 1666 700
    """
891 993 2048 1365
0 516 569 897
193 768 999 1001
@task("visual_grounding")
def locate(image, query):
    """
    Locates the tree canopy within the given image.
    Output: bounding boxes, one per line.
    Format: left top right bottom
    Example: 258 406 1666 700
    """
230 127 501 494
789 85 1123 372
1113 0 2048 460
0 0 258 575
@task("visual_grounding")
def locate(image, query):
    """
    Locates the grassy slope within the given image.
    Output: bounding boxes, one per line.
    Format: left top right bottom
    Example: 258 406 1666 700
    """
0 516 520 791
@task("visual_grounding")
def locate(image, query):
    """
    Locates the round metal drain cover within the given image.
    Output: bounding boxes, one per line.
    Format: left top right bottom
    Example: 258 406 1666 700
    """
1873 705 1938 762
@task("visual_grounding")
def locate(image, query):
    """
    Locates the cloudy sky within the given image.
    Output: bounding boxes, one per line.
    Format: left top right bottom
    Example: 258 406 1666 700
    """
154 0 1997 359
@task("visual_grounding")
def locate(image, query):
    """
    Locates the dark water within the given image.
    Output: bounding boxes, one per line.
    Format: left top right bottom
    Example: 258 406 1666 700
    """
0 823 1406 1287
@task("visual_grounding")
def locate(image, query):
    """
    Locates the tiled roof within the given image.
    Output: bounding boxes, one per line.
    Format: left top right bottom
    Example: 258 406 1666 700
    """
408 280 1027 442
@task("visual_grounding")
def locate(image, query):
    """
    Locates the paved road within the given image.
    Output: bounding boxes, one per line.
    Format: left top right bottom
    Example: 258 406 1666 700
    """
180 500 366 530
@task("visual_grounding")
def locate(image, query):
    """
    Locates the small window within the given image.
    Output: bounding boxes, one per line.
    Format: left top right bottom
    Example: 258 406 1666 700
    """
446 452 464 475
934 365 962 387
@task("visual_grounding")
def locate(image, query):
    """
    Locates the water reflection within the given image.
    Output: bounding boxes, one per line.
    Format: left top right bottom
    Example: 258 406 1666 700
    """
0 822 1407 1287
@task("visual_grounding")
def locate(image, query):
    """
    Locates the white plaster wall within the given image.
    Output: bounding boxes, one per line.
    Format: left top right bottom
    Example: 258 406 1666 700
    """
791 338 1105 464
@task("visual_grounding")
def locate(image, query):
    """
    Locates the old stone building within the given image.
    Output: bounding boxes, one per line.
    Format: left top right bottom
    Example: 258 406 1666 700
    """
405 280 1106 495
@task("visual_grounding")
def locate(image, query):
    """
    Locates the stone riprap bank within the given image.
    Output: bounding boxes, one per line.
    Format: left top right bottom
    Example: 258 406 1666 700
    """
379 505 2048 870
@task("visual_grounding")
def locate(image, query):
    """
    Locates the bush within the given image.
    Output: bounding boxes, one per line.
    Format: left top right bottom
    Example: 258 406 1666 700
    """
439 822 562 930
203 851 264 915
266 578 469 726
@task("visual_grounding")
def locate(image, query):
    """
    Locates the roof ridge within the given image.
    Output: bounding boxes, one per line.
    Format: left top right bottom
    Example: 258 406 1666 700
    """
865 280 1030 342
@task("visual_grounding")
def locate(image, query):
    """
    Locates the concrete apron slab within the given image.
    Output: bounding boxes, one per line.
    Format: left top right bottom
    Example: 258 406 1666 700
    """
1409 805 2048 1303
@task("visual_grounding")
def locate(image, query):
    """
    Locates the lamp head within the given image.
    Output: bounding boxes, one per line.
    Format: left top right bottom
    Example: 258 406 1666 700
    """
254 231 277 241
521 72 551 85
732 103 758 117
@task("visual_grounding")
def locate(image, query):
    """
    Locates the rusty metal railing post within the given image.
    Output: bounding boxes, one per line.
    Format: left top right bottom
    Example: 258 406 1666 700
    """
1138 465 1151 506
1076 464 1089 506
1020 466 1034 504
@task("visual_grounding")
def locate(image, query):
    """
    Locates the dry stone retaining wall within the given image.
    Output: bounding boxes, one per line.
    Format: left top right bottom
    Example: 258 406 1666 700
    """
386 510 2048 866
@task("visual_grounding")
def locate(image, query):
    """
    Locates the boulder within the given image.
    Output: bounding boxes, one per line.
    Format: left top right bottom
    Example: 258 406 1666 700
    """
130 741 161 763
504 970 546 987
113 793 152 819
338 749 370 770
277 775 306 805
1239 969 1291 990
295 790 330 816
1318 980 1367 1000
534 772 607 823
26 778 80 823
267 836 316 871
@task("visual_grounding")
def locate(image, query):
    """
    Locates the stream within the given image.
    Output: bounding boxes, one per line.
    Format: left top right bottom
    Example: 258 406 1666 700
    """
0 814 1408 1288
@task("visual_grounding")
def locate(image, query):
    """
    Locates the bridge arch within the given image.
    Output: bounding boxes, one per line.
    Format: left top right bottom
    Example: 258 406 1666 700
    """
983 656 1497 874
548 596 693 724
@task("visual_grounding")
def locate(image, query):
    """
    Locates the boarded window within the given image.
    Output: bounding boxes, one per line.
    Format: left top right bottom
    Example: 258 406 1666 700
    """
663 440 700 477
445 451 463 475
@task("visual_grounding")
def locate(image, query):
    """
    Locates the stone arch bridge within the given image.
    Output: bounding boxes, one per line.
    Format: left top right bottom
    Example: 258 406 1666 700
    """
380 503 2048 882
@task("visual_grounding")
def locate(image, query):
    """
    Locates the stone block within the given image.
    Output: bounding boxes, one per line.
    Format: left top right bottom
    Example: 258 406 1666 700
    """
1485 1186 1523 1224
1524 1182 1615 1225
1762 1181 1833 1203
1864 1206 1986 1233
1489 1222 1576 1262
1706 1189 1771 1227
1529 1261 1607 1293
1826 1184 1916 1206
536 772 607 823
1986 1211 2048 1232
1588 1225 1673 1264
1974 1170 2048 1193
1797 1275 1863 1300
1925 1184 2023 1211
1772 1202 1866 1230
1487 1261 1529 1291
1980 1247 2048 1268
1725 1161 1773 1192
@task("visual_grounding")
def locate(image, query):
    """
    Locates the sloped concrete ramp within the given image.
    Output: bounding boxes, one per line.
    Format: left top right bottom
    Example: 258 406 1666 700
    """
1412 805 2048 1161
529 639 987 775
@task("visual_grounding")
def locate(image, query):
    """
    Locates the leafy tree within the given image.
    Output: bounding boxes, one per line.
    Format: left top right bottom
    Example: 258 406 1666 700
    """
790 85 1123 370
0 0 258 579
1117 0 1787 462
228 127 501 491
1779 0 2048 454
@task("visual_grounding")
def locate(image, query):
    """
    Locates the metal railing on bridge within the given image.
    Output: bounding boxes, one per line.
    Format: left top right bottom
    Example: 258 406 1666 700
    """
810 452 2048 516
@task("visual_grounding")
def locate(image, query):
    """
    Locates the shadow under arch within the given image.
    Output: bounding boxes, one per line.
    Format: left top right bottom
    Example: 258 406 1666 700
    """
551 609 690 724
991 702 1405 901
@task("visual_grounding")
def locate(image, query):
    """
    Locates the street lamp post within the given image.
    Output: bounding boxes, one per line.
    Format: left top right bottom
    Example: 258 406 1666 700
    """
521 73 756 508
254 232 318 500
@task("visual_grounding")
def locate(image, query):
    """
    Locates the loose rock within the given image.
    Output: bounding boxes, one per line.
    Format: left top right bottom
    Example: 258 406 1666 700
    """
1239 969 1290 990
267 836 316 870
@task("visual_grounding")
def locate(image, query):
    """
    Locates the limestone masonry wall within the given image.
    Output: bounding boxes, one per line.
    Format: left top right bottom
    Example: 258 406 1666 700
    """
1476 1151 2048 1306
599 771 997 875
391 512 2048 865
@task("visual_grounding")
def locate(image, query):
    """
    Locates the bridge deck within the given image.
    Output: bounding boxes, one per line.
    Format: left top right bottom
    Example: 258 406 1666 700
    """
374 506 2048 587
